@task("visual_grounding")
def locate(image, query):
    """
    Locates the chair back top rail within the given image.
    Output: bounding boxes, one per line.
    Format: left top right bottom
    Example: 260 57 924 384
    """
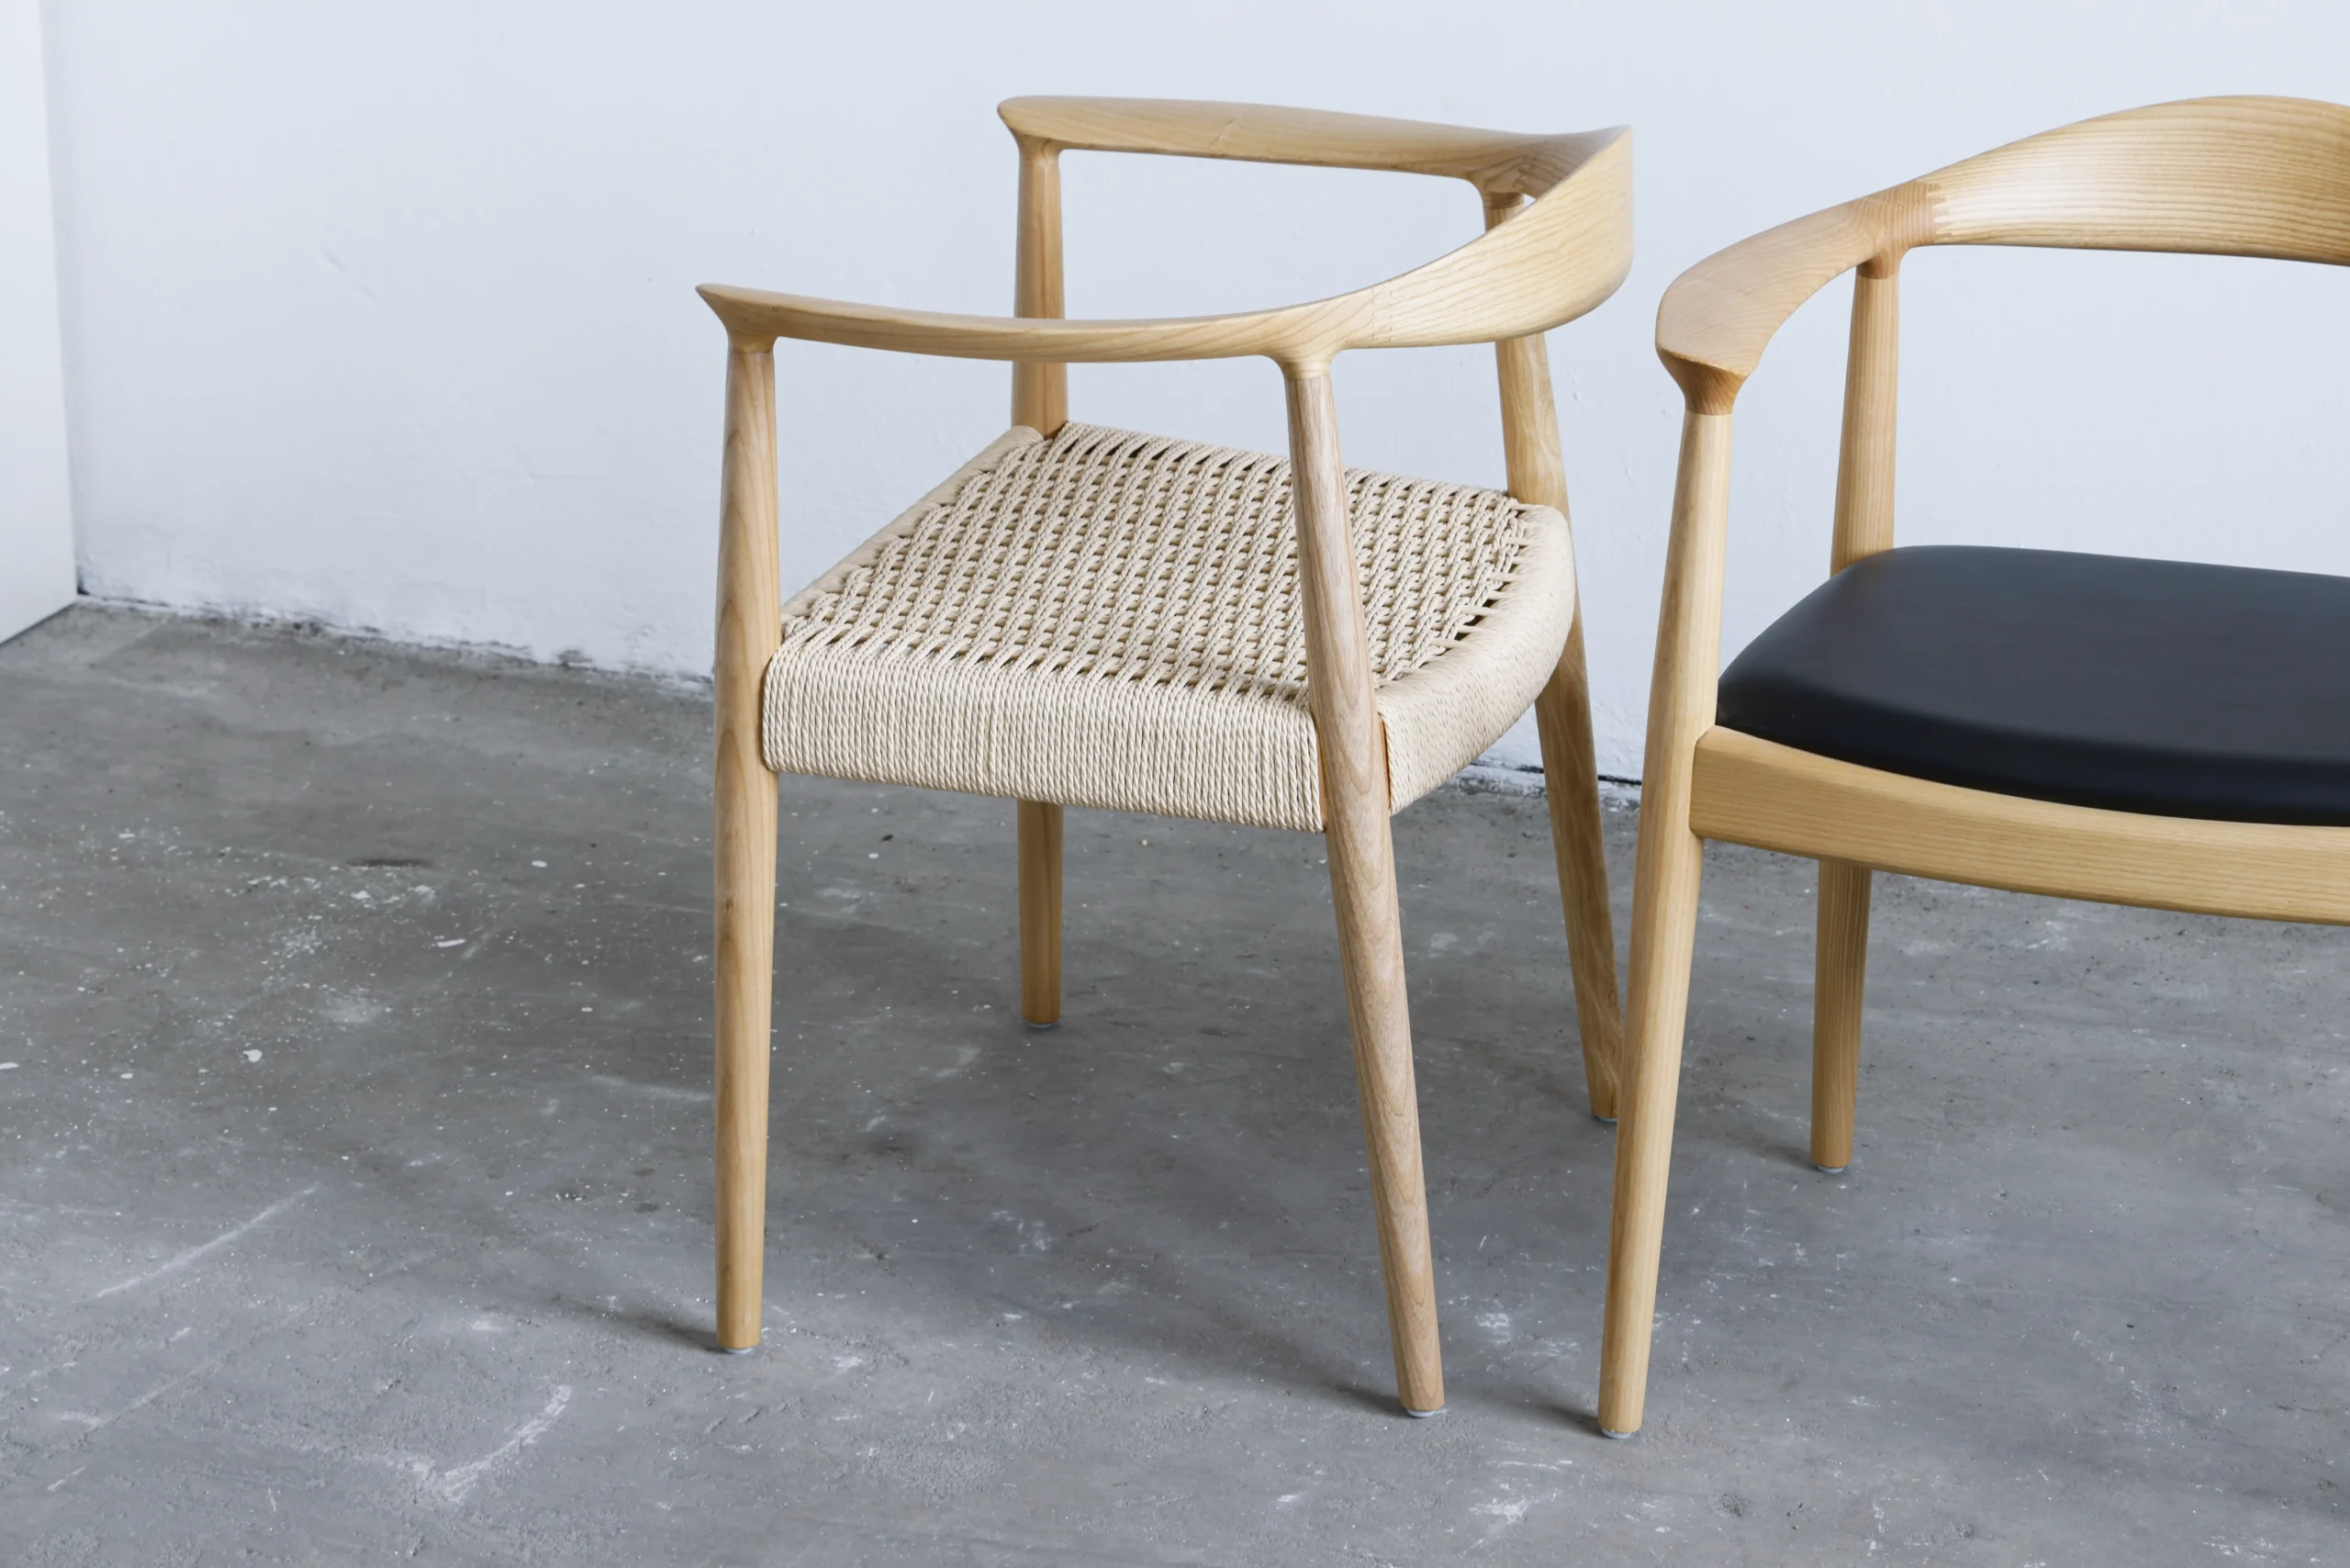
997 95 1608 198
700 101 1629 371
1658 95 2350 411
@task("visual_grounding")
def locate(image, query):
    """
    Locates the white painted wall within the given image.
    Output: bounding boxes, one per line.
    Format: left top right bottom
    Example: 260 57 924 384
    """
0 0 74 644
38 3 2350 775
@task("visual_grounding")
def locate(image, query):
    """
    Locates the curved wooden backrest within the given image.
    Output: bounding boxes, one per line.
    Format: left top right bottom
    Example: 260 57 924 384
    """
1000 97 1632 360
700 100 1628 373
1930 96 2350 263
998 96 1599 199
1658 95 2350 411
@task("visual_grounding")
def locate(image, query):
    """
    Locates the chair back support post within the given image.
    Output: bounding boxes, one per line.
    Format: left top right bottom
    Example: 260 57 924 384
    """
1483 187 1628 1114
711 338 783 1349
1483 193 1571 513
1830 261 1901 573
1011 137 1069 435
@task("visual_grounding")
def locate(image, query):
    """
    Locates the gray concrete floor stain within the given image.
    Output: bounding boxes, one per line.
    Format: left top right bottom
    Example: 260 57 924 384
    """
0 606 2344 1564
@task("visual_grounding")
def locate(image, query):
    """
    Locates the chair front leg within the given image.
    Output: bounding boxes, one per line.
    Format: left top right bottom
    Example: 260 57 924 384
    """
714 761 778 1350
1596 408 1734 1437
1534 613 1625 1119
1324 754 1445 1415
1595 810 1703 1433
1286 363 1443 1416
713 339 782 1351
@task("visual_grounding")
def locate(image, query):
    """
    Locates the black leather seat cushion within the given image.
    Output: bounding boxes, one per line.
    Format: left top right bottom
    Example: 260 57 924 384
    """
1715 546 2350 826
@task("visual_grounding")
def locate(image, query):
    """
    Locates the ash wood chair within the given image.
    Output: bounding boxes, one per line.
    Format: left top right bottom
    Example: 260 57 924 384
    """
1599 95 2350 1437
699 98 1632 1415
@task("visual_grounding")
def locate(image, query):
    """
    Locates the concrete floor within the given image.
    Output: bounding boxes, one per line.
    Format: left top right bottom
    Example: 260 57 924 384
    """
0 606 2344 1565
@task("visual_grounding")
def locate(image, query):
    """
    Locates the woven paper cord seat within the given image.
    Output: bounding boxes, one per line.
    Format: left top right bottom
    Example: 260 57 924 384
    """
762 421 1576 832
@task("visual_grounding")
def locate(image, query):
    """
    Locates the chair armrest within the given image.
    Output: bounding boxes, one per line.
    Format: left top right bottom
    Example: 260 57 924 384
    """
1656 186 1932 412
701 123 1630 366
697 283 1326 364
998 95 1611 199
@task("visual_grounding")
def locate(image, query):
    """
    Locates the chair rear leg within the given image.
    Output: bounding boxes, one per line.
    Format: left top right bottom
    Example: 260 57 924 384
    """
1018 800 1062 1026
1811 859 1872 1173
1325 798 1446 1416
1534 617 1626 1119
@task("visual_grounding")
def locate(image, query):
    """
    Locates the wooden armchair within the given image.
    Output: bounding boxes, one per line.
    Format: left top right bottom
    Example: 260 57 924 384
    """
699 98 1632 1415
1600 96 2350 1436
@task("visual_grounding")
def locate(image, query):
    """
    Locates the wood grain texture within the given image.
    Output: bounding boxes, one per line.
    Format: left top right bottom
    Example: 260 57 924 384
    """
712 343 783 1351
1618 95 2350 1435
1000 95 1613 197
1809 860 1872 1172
1287 368 1443 1415
1659 96 2350 413
1010 140 1069 436
1017 799 1062 1026
1485 187 1623 1119
1807 262 1897 1175
1597 411 1734 1437
1830 266 1900 573
1532 622 1623 1118
1691 728 2350 927
699 104 1628 371
704 95 1634 1413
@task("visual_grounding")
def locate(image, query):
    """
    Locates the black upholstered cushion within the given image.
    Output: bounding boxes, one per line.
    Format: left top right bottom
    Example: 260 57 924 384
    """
1714 546 2350 826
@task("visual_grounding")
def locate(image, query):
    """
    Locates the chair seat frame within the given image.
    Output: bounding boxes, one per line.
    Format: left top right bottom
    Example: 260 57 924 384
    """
701 97 1633 1415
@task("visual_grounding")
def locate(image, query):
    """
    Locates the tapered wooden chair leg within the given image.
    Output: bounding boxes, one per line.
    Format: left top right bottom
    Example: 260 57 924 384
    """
1326 810 1446 1416
713 340 782 1352
714 766 778 1350
1598 409 1732 1438
1284 366 1443 1415
1018 800 1063 1026
1811 859 1872 1173
1595 821 1706 1435
1534 615 1625 1119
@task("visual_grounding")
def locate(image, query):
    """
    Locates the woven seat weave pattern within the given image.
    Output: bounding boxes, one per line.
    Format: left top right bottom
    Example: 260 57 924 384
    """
763 422 1574 831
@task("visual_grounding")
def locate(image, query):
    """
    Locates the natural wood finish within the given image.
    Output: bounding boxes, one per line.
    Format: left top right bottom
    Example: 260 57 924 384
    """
700 95 1633 1413
1017 800 1063 1026
1807 262 1897 1172
1830 265 1900 573
1597 411 1733 1437
1010 140 1068 436
1607 95 2350 1434
1287 368 1443 1415
712 342 783 1351
1691 728 2350 927
999 96 1611 198
1486 189 1623 1119
1010 136 1068 1032
1533 624 1621 1116
1809 859 1871 1172
698 118 1628 367
1659 96 2350 413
